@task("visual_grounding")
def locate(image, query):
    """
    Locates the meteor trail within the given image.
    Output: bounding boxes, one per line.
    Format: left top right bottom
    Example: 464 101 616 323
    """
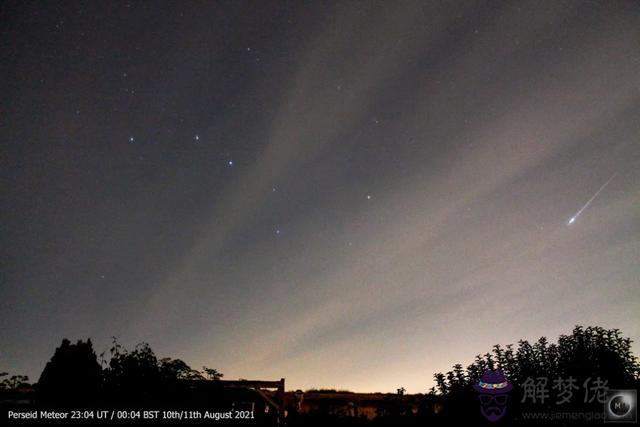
567 172 617 225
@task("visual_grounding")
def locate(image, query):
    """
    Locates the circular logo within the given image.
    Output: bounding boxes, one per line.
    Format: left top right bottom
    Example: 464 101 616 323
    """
609 394 632 417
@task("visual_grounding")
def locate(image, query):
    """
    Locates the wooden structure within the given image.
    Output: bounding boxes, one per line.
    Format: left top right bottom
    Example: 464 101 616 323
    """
218 378 285 425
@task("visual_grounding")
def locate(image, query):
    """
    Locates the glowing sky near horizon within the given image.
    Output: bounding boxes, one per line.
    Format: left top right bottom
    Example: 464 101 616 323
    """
1 1 639 393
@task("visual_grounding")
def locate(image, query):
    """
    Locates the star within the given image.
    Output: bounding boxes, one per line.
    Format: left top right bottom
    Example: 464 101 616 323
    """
275 229 281 235
366 194 372 200
228 160 234 166
129 137 135 143
194 134 200 141
272 186 276 192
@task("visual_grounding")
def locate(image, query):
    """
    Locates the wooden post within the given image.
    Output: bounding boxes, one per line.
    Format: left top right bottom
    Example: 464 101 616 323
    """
276 378 285 426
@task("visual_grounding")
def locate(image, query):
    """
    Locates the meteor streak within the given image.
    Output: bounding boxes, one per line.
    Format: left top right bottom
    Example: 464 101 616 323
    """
567 172 617 225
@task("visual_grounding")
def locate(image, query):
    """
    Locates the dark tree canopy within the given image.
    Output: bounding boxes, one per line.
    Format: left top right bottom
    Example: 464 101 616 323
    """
428 326 640 425
34 337 222 406
37 338 101 406
433 325 640 395
102 338 209 404
0 372 30 390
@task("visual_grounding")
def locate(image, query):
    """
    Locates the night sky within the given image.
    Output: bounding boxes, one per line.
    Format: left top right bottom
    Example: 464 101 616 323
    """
1 1 639 393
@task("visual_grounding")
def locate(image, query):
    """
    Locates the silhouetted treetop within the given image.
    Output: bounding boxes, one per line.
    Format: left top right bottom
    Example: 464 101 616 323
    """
0 372 30 390
37 338 101 406
34 337 224 406
433 325 639 395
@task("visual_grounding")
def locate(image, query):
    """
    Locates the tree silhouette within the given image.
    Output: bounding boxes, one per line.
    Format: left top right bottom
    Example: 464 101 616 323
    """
0 372 30 390
101 337 221 405
434 326 639 395
159 358 204 381
102 338 163 404
202 366 224 381
34 337 224 407
428 325 640 425
37 338 101 406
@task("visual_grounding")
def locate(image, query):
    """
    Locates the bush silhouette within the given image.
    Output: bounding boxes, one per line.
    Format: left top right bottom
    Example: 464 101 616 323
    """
434 326 639 394
428 325 640 425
